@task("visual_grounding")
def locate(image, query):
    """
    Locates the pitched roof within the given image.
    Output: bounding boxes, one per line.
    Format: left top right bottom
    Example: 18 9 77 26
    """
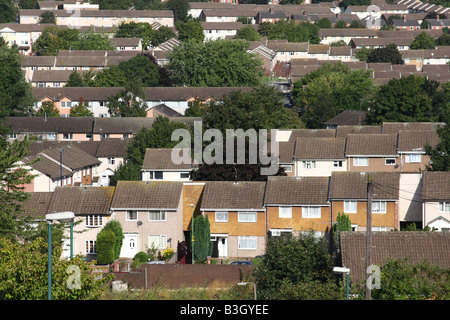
345 134 398 156
294 137 346 160
41 145 101 170
47 186 115 215
110 181 183 209
200 181 266 210
142 148 193 170
19 192 54 218
397 130 440 152
22 154 73 179
325 110 368 127
340 231 450 284
265 176 330 205
422 171 450 201
6 117 95 134
330 171 400 200
335 125 382 137
381 122 445 134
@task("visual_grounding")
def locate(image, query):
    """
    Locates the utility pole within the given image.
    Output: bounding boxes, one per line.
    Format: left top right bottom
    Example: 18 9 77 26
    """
366 174 373 300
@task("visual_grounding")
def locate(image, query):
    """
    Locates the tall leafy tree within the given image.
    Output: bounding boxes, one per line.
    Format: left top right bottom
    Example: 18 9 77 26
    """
107 80 148 117
425 109 449 171
167 0 190 21
0 0 17 23
368 75 437 124
292 62 374 128
167 39 264 87
192 215 213 263
0 38 35 116
93 66 127 87
117 54 160 87
36 101 60 117
70 98 94 117
39 11 56 24
176 19 204 43
410 32 436 50
367 43 404 64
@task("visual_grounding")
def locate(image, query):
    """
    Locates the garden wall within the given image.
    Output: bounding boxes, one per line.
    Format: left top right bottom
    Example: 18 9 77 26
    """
112 264 253 290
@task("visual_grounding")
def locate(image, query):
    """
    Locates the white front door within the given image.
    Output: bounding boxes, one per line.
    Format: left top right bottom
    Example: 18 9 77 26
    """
120 233 138 258
218 237 228 257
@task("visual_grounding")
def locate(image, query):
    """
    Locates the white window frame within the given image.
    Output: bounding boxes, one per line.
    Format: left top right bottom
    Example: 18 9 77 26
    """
372 201 387 213
85 215 103 227
405 154 421 163
238 236 257 250
371 226 387 232
385 158 396 165
353 157 369 166
107 157 115 165
126 210 138 221
344 200 357 213
62 133 73 140
61 101 72 108
281 164 292 172
279 206 292 218
148 234 167 249
302 206 321 218
148 210 166 221
215 211 228 222
85 240 96 254
302 161 316 170
333 160 343 168
438 202 450 212
238 211 257 223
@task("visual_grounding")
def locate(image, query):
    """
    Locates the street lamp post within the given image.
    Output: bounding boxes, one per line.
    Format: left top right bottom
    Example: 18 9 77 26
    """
190 204 194 264
237 282 257 300
57 148 64 186
333 266 350 300
46 211 75 300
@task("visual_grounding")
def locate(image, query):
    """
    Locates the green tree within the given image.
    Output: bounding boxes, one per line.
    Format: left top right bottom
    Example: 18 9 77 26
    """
367 43 404 64
65 70 96 87
410 31 436 50
114 21 152 38
234 25 261 41
36 101 60 117
202 86 303 133
0 237 112 299
425 110 449 171
254 231 339 300
102 220 123 260
96 229 116 265
349 20 365 28
117 54 160 87
192 215 213 263
355 46 373 62
0 39 35 116
316 17 332 29
353 258 450 300
368 75 437 124
126 115 190 166
176 19 205 43
70 98 94 117
93 66 127 87
91 0 132 9
167 39 264 87
109 162 141 186
107 81 148 117
0 0 17 23
142 26 176 48
332 212 351 253
334 20 347 28
292 62 374 128
18 0 38 9
39 11 56 24
167 0 190 21
70 30 115 51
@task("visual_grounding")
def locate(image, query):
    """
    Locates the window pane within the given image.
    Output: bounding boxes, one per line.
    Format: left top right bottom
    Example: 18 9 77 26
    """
238 212 257 222
238 236 256 249
149 210 165 221
279 206 292 218
215 211 228 222
302 206 321 218
344 201 357 213
127 210 137 220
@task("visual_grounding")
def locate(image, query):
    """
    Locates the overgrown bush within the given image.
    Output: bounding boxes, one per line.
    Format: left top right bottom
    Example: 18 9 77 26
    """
96 229 116 265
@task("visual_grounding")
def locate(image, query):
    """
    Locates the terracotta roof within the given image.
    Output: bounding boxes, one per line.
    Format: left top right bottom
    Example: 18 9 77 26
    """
397 130 440 152
142 148 193 170
47 186 115 215
422 171 450 201
200 181 266 210
294 137 346 160
345 134 398 156
330 171 400 200
110 181 183 209
265 176 330 205
340 231 450 284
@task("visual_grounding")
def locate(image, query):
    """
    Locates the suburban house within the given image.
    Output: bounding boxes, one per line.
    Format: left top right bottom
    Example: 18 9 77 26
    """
264 176 332 238
109 181 185 258
345 134 399 172
319 28 377 45
141 148 193 182
329 171 400 231
45 186 115 261
201 22 246 41
396 130 440 172
199 181 267 258
20 144 101 192
422 171 450 232
293 137 347 177
340 231 450 285
19 9 175 28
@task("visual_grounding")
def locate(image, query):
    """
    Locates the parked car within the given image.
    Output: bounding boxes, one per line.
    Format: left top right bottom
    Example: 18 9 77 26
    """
228 260 252 265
